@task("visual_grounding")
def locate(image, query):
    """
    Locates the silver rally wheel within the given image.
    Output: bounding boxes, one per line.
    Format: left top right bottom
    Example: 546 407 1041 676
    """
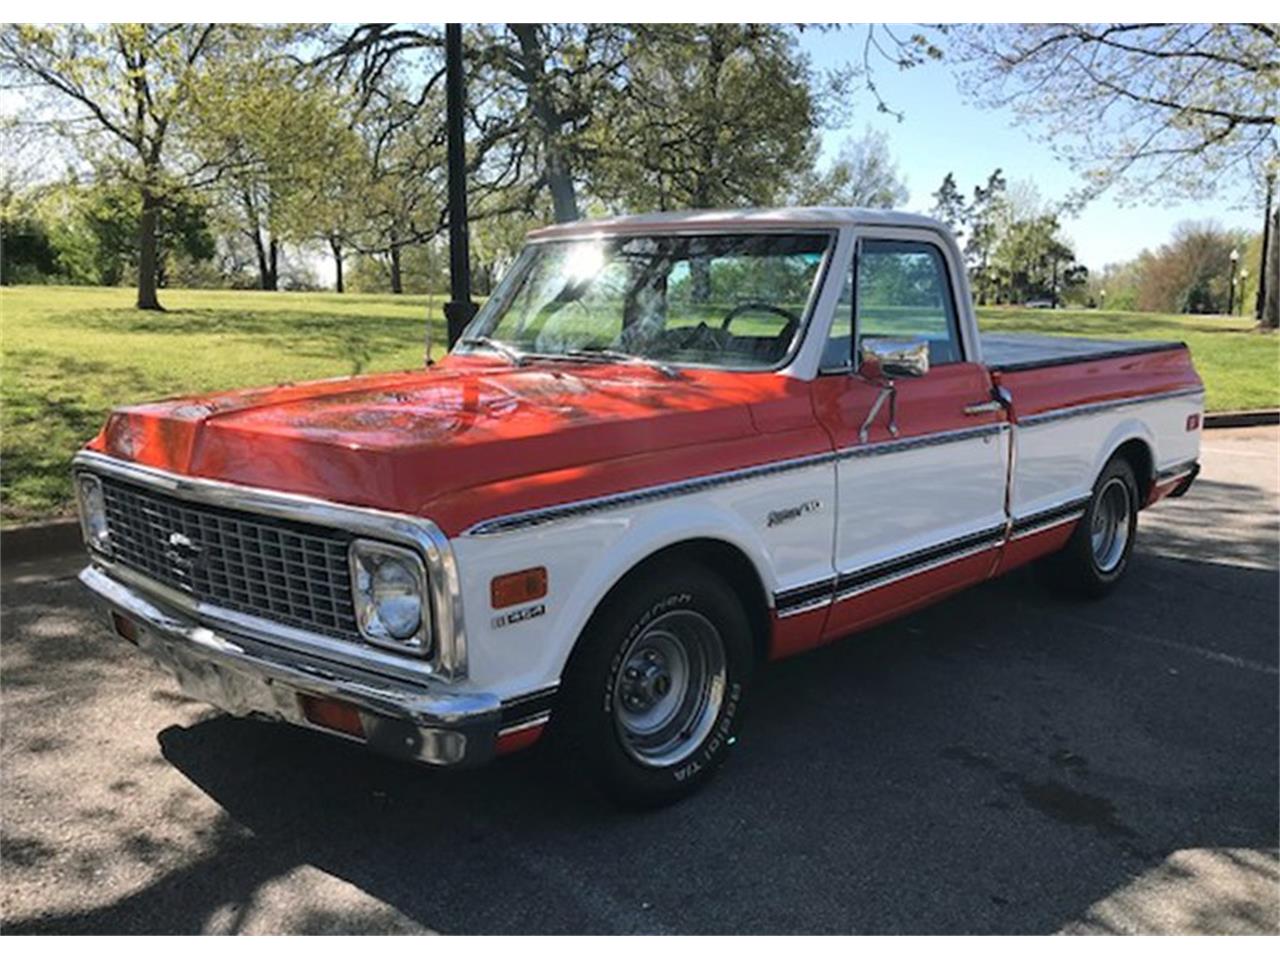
612 609 727 768
1090 476 1133 574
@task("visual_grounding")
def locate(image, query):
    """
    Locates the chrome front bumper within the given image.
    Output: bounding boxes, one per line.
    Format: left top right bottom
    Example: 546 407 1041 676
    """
80 565 502 766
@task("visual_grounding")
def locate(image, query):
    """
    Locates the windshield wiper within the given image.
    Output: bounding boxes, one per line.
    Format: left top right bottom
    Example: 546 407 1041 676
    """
460 336 528 367
563 346 679 379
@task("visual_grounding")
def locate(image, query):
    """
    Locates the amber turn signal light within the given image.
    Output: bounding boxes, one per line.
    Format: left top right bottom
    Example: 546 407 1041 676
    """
491 566 548 609
299 694 365 739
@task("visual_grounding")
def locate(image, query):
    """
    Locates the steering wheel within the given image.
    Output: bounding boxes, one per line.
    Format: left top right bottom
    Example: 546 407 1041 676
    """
720 302 802 344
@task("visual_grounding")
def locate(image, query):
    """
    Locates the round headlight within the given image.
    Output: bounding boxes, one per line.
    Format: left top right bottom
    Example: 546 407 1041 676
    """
371 558 422 639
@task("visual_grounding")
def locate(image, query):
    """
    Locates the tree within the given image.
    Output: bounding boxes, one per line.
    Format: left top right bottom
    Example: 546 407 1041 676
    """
1133 221 1253 314
930 172 969 242
950 23 1280 325
591 24 815 211
991 213 1084 306
0 24 247 309
965 169 1007 304
192 52 364 291
323 23 632 227
791 127 908 208
67 180 214 287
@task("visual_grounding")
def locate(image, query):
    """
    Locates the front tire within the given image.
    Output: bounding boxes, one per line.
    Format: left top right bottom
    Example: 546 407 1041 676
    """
556 561 754 808
1047 456 1140 598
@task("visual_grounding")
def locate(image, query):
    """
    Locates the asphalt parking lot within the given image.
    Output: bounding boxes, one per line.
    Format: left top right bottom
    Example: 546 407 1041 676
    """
2 427 1277 934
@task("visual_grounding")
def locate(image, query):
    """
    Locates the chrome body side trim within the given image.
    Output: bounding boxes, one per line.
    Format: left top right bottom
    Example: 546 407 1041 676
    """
836 423 1007 461
1009 496 1092 537
80 565 499 766
1009 510 1088 541
466 451 839 536
498 685 558 730
834 539 1001 602
775 524 1006 616
1156 458 1200 483
465 423 1009 537
1018 387 1204 428
72 450 468 681
832 526 1005 601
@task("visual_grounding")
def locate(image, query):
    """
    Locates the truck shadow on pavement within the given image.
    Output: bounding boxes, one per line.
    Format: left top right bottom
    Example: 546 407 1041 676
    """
7 532 1276 933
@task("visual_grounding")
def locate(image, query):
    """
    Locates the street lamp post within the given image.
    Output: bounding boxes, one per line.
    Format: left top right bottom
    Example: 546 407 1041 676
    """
1227 247 1239 316
1257 172 1274 322
1239 269 1249 315
443 23 477 351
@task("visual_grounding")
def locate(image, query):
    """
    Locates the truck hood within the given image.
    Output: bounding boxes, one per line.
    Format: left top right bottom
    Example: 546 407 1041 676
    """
90 356 819 534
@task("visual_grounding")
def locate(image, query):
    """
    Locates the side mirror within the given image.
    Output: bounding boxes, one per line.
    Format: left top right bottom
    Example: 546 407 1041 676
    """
858 338 930 380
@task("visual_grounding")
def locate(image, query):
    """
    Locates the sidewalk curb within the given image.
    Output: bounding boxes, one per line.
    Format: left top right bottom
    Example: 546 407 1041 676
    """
1203 410 1280 429
1 519 82 567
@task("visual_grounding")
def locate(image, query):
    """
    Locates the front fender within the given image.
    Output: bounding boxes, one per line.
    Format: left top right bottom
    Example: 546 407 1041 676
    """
449 460 835 698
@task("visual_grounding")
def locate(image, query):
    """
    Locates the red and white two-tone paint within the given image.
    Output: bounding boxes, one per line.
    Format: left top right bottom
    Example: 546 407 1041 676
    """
74 208 1203 806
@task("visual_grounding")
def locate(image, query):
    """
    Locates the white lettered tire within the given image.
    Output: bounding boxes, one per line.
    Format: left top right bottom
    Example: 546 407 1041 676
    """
555 560 754 807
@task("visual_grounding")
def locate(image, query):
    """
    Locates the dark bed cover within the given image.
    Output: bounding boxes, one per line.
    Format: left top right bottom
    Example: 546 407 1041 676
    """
980 333 1184 372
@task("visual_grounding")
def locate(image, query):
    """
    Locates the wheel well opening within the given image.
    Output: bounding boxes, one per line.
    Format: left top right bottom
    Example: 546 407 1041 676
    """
602 539 771 665
1111 438 1154 503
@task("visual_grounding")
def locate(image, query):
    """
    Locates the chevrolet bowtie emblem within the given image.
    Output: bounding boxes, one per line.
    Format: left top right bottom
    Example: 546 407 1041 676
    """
168 531 198 550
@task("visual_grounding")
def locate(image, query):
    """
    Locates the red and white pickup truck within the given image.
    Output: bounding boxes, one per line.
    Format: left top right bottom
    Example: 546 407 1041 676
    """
74 208 1203 805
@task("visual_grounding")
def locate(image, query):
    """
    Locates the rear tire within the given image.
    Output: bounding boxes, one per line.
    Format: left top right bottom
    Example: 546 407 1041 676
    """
1046 456 1139 599
555 560 754 808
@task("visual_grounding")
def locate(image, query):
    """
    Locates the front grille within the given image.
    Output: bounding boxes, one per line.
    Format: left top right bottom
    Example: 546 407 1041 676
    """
98 477 359 640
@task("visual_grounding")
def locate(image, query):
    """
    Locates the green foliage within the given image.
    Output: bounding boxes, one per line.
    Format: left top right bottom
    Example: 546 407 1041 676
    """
589 24 816 211
930 168 1086 305
0 212 57 284
951 24 1278 205
790 127 908 208
0 24 306 305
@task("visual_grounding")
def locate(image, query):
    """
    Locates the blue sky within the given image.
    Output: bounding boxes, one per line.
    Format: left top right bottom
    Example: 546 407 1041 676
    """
798 28 1260 272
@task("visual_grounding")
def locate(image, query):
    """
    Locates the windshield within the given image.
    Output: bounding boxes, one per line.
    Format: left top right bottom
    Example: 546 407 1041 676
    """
460 232 832 371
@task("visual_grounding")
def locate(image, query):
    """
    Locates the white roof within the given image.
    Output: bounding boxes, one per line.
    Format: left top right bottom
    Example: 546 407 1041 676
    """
527 206 946 240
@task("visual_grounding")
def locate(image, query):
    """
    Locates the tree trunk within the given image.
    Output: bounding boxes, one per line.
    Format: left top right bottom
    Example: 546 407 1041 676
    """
547 160 579 223
250 228 279 291
1264 204 1279 329
389 244 403 294
330 236 344 293
511 24 580 223
136 188 163 310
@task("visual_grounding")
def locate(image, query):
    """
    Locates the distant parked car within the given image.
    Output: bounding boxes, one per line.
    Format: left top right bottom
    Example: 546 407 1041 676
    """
1025 298 1055 308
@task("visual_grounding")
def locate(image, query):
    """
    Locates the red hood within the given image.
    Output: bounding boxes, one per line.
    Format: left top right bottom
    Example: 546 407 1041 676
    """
89 356 825 534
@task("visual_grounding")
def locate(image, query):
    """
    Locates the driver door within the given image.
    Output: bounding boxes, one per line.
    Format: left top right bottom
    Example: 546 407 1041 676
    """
812 236 1009 638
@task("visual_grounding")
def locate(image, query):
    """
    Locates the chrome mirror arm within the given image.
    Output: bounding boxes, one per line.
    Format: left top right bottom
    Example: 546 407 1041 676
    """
859 379 898 443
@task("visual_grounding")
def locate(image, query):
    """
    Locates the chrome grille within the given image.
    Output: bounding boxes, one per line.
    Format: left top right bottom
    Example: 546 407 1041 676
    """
98 477 358 639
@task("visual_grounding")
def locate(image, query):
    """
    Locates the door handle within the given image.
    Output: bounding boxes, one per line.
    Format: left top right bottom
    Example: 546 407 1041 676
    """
964 400 1004 416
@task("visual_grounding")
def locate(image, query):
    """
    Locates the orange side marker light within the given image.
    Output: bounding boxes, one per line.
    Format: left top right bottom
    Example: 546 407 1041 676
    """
491 566 548 609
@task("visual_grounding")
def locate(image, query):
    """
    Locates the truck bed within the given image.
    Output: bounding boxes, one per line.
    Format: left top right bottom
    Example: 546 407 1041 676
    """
981 333 1185 372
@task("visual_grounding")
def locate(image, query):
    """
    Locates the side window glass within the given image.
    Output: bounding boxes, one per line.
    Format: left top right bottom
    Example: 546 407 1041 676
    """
819 264 855 371
856 240 961 365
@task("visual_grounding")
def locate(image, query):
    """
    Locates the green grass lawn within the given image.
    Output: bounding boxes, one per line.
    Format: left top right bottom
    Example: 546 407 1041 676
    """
2 285 448 524
2 285 1276 524
976 305 1278 414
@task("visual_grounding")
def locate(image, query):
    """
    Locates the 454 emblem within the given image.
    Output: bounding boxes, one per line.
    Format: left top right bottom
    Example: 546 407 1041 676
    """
492 602 546 630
